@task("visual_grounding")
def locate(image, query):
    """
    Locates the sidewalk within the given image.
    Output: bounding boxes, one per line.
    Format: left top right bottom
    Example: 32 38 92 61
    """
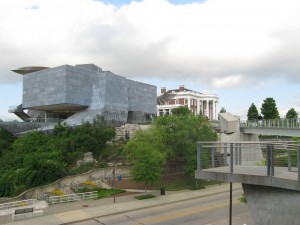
2 183 242 225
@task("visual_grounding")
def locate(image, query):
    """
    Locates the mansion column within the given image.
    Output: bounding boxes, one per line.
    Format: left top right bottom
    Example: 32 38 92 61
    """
212 100 216 120
206 100 209 118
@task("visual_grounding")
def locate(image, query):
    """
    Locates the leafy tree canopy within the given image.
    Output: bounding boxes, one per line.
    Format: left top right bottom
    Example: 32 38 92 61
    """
261 97 279 119
220 107 226 113
286 108 298 119
125 113 217 183
0 116 115 197
125 130 165 194
171 106 192 116
0 128 15 156
247 103 259 120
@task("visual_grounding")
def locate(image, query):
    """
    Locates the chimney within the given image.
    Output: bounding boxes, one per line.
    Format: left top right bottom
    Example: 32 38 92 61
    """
161 87 166 94
179 85 184 92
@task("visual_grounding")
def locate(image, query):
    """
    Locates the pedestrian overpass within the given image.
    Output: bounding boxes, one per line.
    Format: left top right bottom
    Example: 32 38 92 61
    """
240 118 300 137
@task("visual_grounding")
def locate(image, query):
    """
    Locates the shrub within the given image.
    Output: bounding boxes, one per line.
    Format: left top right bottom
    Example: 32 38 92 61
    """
81 180 97 187
135 194 156 200
51 188 65 196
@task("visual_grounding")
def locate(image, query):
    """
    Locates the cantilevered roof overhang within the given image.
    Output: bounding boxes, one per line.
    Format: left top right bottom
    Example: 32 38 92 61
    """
25 103 88 112
12 66 49 75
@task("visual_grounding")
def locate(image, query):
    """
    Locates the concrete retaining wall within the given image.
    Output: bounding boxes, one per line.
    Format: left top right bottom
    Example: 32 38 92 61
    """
242 184 300 225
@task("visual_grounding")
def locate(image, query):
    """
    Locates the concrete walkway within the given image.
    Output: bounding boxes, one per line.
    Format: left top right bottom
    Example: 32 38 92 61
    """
2 183 242 225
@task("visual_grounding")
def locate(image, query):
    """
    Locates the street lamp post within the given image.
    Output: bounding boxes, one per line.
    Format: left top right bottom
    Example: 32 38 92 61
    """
112 163 116 203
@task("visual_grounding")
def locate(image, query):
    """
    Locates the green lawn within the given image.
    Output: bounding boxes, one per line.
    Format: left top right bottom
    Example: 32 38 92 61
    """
74 176 222 200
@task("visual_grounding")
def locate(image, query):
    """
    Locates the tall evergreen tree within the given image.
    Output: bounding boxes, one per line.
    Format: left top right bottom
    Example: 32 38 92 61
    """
247 103 259 120
286 108 298 119
261 98 279 119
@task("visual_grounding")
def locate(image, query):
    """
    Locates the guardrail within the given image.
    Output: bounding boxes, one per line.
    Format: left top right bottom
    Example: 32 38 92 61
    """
48 191 98 205
240 118 300 129
196 141 300 180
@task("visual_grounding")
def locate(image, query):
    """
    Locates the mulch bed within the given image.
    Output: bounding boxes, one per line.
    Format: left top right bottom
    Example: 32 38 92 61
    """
110 173 186 190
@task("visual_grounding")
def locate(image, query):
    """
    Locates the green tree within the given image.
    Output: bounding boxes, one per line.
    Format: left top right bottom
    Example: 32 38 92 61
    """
171 106 192 116
0 116 116 197
220 107 226 113
125 130 165 195
71 116 115 157
0 128 15 156
125 113 217 181
247 103 259 120
261 98 279 119
153 114 216 162
286 108 298 119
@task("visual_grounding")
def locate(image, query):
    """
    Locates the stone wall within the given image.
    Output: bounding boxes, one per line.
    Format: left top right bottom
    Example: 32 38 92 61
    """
0 166 131 203
115 124 150 140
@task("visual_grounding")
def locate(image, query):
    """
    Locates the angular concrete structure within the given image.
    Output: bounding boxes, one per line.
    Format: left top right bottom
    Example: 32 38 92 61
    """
218 113 263 165
10 64 157 127
219 113 239 134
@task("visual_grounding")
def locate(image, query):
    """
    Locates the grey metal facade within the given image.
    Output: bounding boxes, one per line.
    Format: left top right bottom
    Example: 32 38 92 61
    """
15 64 157 126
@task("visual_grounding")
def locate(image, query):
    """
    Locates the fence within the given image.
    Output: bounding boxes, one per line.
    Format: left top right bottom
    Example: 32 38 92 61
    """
196 141 300 180
0 199 35 211
48 191 98 205
240 118 300 129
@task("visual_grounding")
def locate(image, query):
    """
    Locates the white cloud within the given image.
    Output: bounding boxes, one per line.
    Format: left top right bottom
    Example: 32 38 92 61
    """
0 0 300 88
212 74 243 88
2 0 300 120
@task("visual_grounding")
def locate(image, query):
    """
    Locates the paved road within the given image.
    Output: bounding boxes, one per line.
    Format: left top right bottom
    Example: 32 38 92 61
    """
69 189 253 225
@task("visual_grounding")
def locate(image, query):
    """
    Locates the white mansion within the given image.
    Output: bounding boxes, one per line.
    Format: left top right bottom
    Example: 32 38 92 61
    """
157 85 218 120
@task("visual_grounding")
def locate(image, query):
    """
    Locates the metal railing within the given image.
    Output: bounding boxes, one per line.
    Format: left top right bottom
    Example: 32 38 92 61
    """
48 191 98 205
196 141 300 180
240 118 300 129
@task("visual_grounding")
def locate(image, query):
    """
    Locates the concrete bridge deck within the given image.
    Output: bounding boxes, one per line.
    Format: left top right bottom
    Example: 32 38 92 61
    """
196 165 300 191
194 141 300 188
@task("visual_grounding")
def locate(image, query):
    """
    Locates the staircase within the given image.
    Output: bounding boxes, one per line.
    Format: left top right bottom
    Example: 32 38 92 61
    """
8 104 31 122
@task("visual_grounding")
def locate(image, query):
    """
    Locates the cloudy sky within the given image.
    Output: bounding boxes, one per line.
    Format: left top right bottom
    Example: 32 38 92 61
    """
1 0 300 121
